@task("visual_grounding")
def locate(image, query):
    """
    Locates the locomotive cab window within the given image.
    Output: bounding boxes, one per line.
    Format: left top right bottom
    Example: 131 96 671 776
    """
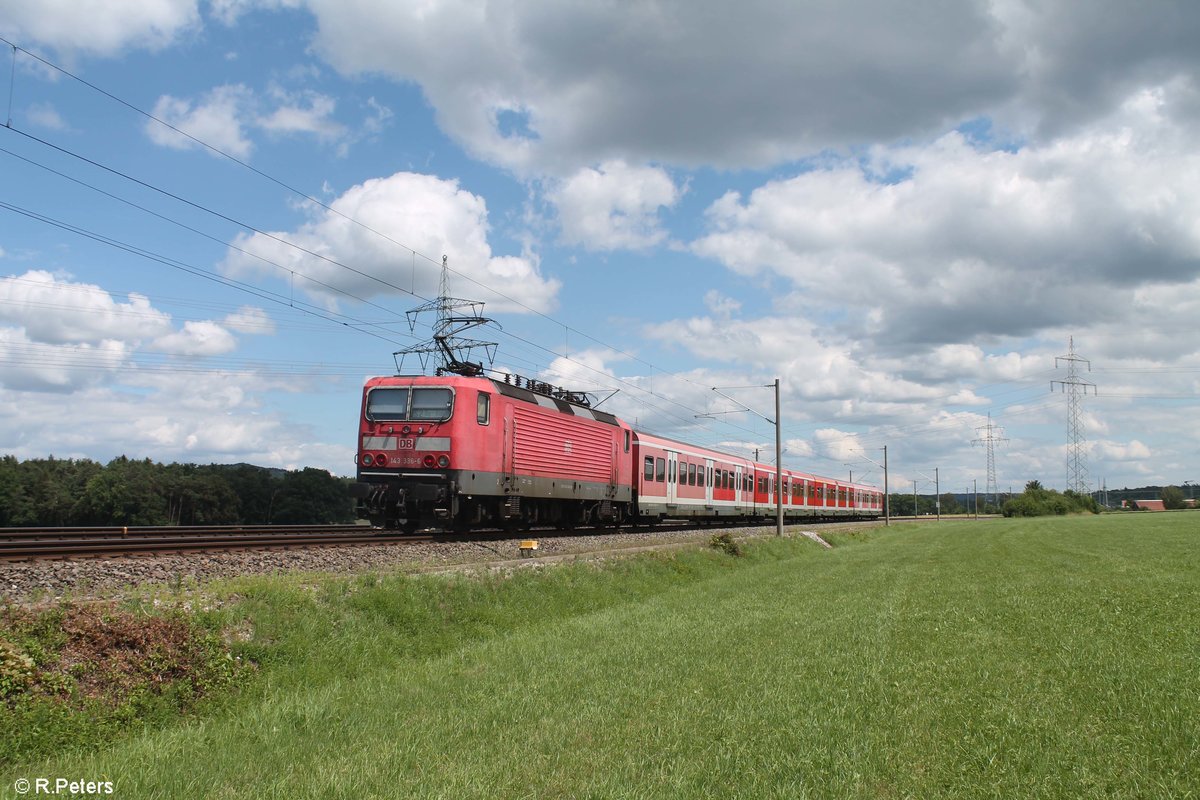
476 392 490 424
365 388 409 421
410 388 454 420
366 387 454 422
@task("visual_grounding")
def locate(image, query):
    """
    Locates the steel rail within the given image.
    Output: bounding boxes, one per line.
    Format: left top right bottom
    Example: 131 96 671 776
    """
1 524 369 541
0 529 432 562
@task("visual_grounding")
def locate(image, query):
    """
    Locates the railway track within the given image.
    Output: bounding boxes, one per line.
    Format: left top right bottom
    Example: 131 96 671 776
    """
0 524 432 562
1 517 882 562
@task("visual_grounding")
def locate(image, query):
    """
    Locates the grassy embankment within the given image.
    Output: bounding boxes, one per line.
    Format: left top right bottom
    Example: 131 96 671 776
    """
3 513 1198 798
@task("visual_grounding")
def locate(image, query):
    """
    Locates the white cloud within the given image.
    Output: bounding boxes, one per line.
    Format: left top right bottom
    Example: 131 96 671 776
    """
0 270 172 344
221 171 560 313
295 0 1200 173
145 83 352 158
1093 439 1152 462
147 84 256 158
0 373 352 473
703 290 741 319
223 306 276 335
257 87 346 141
0 327 129 393
643 311 941 407
26 102 69 131
551 161 680 250
693 83 1200 350
0 271 252 390
150 320 238 356
208 0 301 26
0 0 199 56
813 429 867 463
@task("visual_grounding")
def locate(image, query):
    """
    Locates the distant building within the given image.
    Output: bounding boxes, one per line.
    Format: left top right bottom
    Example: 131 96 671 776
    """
1129 499 1165 511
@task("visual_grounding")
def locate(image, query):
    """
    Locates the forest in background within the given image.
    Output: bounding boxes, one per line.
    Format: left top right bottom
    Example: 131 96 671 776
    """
0 456 354 527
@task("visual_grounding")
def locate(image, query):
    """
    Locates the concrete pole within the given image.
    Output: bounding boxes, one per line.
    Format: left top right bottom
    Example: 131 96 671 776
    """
883 445 889 527
775 378 783 538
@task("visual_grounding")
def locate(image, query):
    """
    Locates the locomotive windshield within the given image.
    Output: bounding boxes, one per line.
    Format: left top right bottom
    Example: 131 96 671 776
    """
366 387 454 422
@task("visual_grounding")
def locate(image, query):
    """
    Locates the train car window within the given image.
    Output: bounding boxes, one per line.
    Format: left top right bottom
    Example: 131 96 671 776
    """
656 458 666 482
644 456 655 481
688 463 696 485
409 388 454 421
365 388 410 421
697 467 705 488
476 393 490 425
669 460 676 483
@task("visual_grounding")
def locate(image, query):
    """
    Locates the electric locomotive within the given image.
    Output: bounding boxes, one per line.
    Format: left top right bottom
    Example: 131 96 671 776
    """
351 374 633 531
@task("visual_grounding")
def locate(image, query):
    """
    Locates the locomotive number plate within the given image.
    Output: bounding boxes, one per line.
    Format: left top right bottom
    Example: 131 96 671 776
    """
397 438 416 449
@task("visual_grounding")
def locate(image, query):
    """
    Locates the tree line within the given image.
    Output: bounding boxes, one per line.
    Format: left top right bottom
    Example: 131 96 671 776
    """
885 482 1100 517
0 456 355 527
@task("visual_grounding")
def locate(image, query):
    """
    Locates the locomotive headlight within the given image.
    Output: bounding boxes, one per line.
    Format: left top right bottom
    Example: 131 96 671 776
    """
437 455 450 468
361 453 374 466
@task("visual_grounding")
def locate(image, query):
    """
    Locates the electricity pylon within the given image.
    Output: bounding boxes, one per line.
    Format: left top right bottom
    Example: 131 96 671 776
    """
1051 336 1097 495
972 413 1007 505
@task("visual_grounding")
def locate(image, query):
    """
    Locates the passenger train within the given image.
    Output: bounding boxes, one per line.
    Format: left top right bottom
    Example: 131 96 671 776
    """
351 373 883 531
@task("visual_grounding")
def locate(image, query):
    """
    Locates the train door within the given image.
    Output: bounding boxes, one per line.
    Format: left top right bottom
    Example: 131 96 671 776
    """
705 459 714 506
735 466 743 511
666 451 678 506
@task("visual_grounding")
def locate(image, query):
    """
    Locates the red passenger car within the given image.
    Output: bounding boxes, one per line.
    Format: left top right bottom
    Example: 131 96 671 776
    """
631 431 882 523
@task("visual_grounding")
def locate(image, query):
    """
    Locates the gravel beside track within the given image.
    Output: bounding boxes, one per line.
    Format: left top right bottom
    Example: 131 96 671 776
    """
1 521 881 605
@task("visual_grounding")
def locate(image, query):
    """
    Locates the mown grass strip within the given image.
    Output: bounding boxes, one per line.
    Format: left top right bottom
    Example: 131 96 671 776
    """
3 515 1198 799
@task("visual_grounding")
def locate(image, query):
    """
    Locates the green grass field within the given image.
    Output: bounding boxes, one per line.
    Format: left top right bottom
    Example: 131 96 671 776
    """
3 514 1198 799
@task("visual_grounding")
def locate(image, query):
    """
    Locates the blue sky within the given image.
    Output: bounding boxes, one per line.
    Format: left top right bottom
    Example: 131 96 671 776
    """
2 0 1199 498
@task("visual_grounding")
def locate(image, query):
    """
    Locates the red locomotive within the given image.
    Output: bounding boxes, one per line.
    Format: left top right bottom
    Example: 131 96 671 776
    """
352 373 882 531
